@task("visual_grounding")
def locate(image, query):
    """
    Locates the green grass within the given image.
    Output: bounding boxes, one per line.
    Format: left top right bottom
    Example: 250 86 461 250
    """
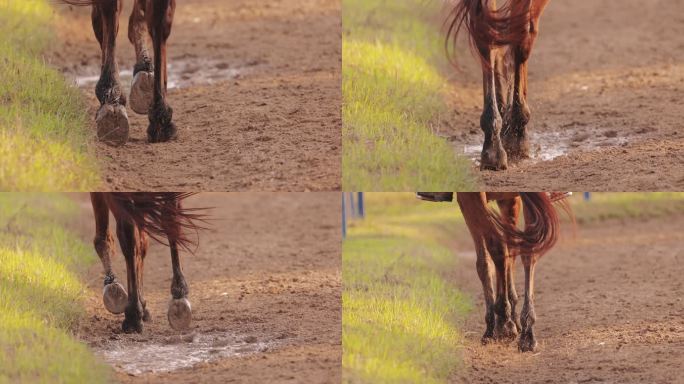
0 193 111 384
343 0 476 190
0 0 99 191
568 192 684 224
343 193 471 383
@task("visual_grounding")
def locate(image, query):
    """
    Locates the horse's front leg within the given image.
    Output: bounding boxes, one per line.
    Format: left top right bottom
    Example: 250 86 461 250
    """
91 193 128 314
92 1 129 146
145 0 178 143
479 46 508 171
116 218 145 333
128 0 155 115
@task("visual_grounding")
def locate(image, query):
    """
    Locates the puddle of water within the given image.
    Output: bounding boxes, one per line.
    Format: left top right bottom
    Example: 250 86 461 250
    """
461 130 628 165
97 332 275 375
73 58 246 90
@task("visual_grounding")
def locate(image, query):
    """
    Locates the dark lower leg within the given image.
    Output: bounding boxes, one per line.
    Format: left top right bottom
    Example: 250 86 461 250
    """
93 1 125 106
138 231 151 322
519 258 538 352
117 220 144 333
129 0 152 74
503 56 531 159
497 198 522 331
146 0 177 143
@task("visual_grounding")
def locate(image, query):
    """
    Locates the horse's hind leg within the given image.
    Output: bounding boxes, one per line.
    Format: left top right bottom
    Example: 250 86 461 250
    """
487 236 518 342
502 0 549 160
497 198 522 332
519 254 538 352
92 1 129 146
457 193 496 344
115 216 145 333
145 0 178 143
138 230 152 322
128 0 154 115
478 45 508 171
91 193 128 314
164 199 192 331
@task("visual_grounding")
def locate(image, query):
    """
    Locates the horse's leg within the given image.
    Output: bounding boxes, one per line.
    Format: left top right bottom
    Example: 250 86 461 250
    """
457 193 496 344
92 1 129 146
164 199 192 331
115 217 145 333
91 193 128 314
487 235 518 341
138 230 152 322
502 0 549 160
478 45 508 171
519 254 538 352
497 197 523 332
145 0 178 143
128 0 155 115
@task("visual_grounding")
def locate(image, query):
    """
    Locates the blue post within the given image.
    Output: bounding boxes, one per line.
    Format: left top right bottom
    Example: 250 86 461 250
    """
357 192 365 218
349 193 355 218
584 192 591 202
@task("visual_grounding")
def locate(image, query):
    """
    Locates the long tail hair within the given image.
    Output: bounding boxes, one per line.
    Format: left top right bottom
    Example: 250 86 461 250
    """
446 0 531 65
493 192 570 257
103 193 207 252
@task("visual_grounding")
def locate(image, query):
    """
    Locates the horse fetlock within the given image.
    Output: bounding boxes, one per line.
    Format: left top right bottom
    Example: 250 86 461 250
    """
518 330 537 352
147 102 177 143
480 142 508 171
122 303 145 333
167 297 192 331
103 281 128 314
96 104 130 147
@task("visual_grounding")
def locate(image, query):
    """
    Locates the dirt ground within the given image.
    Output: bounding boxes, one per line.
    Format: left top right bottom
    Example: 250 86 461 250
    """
71 193 341 383
443 0 684 191
447 213 684 383
50 0 341 191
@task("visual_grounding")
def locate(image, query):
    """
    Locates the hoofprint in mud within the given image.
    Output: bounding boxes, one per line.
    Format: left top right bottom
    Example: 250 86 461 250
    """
75 193 341 382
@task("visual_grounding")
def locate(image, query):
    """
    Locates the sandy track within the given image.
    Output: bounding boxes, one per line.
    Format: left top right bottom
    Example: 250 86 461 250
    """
443 0 684 191
72 193 341 383
448 214 684 383
51 0 341 191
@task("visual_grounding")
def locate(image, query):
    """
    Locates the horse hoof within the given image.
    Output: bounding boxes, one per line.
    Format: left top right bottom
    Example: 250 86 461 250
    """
96 104 129 146
122 317 143 334
129 71 154 115
167 298 192 331
103 282 128 314
518 334 538 352
148 121 178 143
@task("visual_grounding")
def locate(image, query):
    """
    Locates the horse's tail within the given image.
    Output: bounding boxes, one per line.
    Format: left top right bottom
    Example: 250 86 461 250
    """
494 192 567 257
446 0 532 65
104 193 207 252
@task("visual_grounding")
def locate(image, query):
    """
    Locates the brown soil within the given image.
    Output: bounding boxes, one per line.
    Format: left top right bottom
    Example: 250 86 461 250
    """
72 193 341 383
50 0 341 191
442 0 684 191
448 214 684 384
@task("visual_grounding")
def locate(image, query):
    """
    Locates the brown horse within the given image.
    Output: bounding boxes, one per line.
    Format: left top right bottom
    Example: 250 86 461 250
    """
90 192 204 333
447 0 550 170
418 192 570 351
60 0 177 146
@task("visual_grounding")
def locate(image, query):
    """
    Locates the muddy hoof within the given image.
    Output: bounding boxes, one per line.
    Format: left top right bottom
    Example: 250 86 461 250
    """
129 71 154 115
96 104 129 146
122 317 143 334
480 145 508 171
142 308 152 322
103 282 128 314
147 104 177 143
167 298 192 331
496 320 519 342
518 333 537 352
